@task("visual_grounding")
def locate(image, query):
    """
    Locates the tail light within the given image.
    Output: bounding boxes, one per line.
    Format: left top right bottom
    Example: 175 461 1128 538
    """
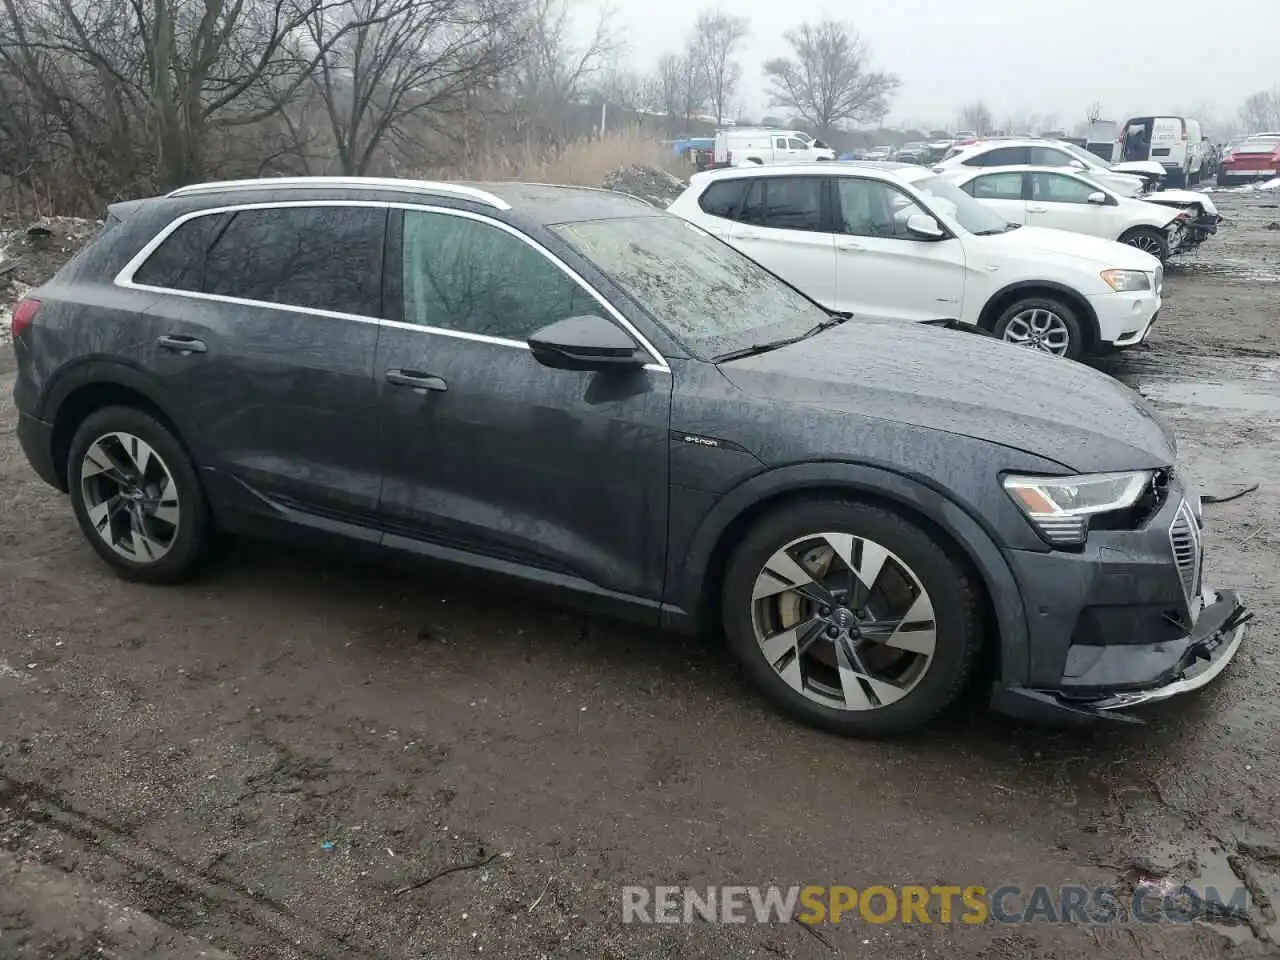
10 297 40 340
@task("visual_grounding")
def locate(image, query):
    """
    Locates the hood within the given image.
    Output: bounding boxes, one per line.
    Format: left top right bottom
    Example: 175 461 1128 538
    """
1111 160 1167 178
1146 189 1218 216
718 320 1177 472
976 225 1162 270
1100 172 1145 197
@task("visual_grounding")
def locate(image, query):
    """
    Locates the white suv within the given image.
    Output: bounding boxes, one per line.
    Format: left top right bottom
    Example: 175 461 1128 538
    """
935 138 1165 197
667 162 1164 361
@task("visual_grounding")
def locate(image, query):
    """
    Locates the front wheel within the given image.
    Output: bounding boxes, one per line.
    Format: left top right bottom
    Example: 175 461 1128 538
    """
67 406 212 584
721 499 984 737
990 296 1084 360
1120 226 1169 262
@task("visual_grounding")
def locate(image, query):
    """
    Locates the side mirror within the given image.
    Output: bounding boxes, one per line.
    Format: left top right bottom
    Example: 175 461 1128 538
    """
527 315 646 372
1068 159 1086 169
905 213 946 240
1087 191 1108 205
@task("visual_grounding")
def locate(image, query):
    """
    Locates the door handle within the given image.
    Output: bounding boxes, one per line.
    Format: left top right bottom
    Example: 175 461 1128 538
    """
737 231 763 240
386 369 447 392
156 335 207 354
837 243 863 253
1027 204 1048 213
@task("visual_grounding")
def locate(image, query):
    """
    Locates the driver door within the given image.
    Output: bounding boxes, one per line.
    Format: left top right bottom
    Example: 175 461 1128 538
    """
374 208 673 603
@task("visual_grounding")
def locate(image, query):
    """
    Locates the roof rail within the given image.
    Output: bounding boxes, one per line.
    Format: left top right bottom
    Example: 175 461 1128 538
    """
166 176 511 210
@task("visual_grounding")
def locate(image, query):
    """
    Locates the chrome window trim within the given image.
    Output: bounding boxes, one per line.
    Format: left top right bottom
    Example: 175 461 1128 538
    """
113 199 670 373
165 177 511 210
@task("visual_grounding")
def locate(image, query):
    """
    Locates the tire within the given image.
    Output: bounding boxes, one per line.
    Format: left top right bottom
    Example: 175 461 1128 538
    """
721 499 984 737
990 295 1085 360
1120 226 1169 263
67 406 211 584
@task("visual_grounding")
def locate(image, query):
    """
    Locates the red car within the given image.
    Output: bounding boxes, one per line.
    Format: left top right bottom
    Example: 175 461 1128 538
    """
1217 136 1280 186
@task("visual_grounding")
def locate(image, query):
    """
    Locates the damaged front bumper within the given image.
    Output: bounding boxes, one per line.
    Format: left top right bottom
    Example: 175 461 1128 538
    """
992 587 1250 724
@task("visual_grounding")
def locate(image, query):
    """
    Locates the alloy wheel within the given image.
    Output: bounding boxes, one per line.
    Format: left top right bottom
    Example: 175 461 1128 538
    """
1003 308 1070 355
79 431 180 563
750 532 936 712
1125 233 1165 257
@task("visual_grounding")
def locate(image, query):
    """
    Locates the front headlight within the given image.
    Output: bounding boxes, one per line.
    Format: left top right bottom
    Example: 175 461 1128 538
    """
1101 269 1152 292
1003 471 1154 546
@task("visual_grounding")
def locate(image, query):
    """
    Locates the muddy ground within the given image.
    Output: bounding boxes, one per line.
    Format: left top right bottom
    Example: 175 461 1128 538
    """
1 188 1279 960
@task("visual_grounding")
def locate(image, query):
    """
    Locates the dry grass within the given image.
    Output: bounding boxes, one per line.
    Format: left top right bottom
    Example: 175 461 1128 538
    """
452 129 685 185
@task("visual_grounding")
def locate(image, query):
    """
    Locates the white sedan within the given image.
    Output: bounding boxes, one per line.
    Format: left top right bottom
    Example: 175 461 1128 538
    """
937 165 1191 262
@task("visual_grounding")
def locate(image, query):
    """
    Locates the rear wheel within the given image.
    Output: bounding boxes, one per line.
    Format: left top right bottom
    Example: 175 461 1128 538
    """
67 406 211 584
721 499 984 737
1120 226 1169 262
990 295 1084 360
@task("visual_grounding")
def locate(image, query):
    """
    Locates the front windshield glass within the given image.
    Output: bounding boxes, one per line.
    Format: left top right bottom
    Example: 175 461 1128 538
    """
553 216 829 360
911 175 1010 235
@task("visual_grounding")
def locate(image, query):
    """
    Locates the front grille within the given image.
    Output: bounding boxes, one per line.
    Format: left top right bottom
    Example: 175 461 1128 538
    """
1168 499 1202 603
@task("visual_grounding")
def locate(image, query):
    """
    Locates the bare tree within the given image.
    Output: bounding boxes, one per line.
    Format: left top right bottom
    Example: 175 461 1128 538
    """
959 101 993 136
762 20 898 137
301 0 516 176
512 0 618 140
690 10 745 126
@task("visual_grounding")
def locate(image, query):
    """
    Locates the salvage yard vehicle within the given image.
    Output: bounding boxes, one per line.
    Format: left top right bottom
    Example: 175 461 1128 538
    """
714 128 835 165
1217 137 1280 186
937 138 1165 196
1120 115 1206 186
9 176 1250 736
668 162 1164 360
941 165 1215 262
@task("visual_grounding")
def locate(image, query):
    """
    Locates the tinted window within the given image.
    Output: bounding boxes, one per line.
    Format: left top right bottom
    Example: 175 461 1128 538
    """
969 172 1024 200
133 213 232 291
698 179 750 219
202 206 386 316
401 211 597 340
553 216 827 360
741 177 824 231
965 146 1030 166
787 138 808 150
835 179 925 240
1029 146 1072 167
1030 172 1097 204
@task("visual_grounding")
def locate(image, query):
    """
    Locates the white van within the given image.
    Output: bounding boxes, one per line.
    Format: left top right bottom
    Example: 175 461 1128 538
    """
712 129 836 166
1120 116 1205 186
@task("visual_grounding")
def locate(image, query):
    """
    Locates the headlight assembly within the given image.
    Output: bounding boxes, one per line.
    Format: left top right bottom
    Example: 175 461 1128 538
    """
1100 269 1152 292
1003 471 1154 546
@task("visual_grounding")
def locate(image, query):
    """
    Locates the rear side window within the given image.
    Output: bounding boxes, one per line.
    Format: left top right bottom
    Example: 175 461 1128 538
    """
698 179 751 219
202 206 387 316
1029 146 1072 166
965 146 1030 166
740 177 824 232
968 172 1025 200
132 212 232 291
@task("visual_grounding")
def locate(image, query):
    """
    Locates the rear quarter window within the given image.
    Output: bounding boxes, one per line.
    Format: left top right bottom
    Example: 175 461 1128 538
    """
698 179 751 219
132 213 232 291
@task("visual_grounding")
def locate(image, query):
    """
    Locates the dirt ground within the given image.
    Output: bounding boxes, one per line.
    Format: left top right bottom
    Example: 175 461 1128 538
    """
1 187 1279 960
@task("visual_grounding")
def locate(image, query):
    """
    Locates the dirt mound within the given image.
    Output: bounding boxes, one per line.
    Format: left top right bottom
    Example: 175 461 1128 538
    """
600 165 687 208
1 216 99 344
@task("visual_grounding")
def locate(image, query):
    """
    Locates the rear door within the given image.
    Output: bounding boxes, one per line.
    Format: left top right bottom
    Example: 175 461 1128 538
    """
1150 117 1185 167
1026 172 1113 238
830 176 966 322
961 171 1028 225
728 176 838 308
126 201 386 519
373 207 672 602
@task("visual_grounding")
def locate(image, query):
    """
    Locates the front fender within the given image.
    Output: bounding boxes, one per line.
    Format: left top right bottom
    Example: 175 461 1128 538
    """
666 460 1032 686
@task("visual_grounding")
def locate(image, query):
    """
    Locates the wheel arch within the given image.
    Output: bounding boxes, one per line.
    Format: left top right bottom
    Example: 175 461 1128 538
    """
44 362 197 492
978 280 1100 352
672 461 1031 686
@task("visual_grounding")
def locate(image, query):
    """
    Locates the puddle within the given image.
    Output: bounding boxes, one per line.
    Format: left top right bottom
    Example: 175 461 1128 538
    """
1141 380 1280 415
1168 259 1280 284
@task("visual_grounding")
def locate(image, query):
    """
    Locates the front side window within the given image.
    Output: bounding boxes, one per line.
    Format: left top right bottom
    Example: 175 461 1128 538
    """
553 216 828 360
401 210 597 340
787 138 808 151
1030 172 1096 204
740 177 825 232
834 178 924 239
201 206 386 316
1029 146 1074 168
968 172 1025 200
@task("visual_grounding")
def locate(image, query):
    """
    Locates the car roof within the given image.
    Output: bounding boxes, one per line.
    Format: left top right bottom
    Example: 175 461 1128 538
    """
939 163 1104 179
695 161 934 185
162 176 660 224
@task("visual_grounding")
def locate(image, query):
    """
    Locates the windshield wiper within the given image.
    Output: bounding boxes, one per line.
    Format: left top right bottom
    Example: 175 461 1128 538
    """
803 311 852 338
711 337 807 363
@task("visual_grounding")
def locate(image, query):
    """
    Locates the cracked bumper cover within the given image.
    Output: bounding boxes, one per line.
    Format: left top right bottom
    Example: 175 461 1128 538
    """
992 587 1250 724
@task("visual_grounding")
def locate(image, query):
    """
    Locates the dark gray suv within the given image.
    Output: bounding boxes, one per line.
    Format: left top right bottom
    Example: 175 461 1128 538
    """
9 176 1250 735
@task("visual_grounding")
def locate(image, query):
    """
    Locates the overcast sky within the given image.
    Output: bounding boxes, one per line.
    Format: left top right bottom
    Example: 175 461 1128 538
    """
612 0 1279 130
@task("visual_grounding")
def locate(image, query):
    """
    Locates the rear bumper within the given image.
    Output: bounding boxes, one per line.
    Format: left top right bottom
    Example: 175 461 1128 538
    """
16 411 63 491
991 588 1249 724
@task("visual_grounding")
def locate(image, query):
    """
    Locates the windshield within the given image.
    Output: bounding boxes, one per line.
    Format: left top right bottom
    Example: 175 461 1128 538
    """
552 216 829 360
911 175 1010 235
